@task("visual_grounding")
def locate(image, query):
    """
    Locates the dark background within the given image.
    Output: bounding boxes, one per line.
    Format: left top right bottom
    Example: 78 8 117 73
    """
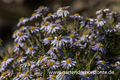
0 0 120 51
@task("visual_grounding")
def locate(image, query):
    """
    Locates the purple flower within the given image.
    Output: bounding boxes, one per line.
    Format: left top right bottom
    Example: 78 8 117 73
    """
44 13 58 21
97 60 111 70
14 32 30 42
92 43 107 53
30 12 42 20
35 6 49 14
25 45 38 56
61 58 76 69
17 17 29 27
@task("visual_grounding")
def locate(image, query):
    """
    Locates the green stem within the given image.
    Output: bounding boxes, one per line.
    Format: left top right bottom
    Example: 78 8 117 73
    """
43 68 46 78
74 19 77 31
86 51 99 70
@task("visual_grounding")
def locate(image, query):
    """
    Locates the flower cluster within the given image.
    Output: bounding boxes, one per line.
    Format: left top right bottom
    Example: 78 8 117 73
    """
0 6 120 80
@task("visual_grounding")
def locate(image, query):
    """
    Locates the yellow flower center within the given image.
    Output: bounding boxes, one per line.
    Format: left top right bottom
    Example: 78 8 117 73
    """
84 32 87 35
57 19 61 21
48 13 52 16
98 19 102 22
29 47 33 51
14 30 18 34
97 43 104 47
44 23 49 26
74 13 79 16
39 6 44 9
47 56 51 60
51 24 56 28
38 78 43 80
18 32 23 36
66 59 71 63
20 52 23 55
101 60 106 65
47 37 52 40
70 34 75 38
17 57 22 61
110 25 114 29
84 73 90 77
49 62 54 66
17 72 21 76
90 38 94 41
19 17 24 21
62 7 66 10
50 46 54 49
37 74 40 77
51 75 56 79
20 26 24 29
30 27 35 30
74 42 79 44
55 50 59 53
38 56 43 60
3 57 8 62
85 18 90 21
24 74 28 77
57 37 62 41
1 72 6 76
32 12 37 16
15 43 19 46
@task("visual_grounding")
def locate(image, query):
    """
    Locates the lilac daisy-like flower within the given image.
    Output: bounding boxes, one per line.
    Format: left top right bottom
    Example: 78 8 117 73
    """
14 32 30 42
97 60 111 70
1 57 14 68
40 21 50 32
47 60 60 70
47 47 59 59
57 6 70 17
48 75 57 80
109 11 120 18
29 26 40 34
51 36 68 48
95 18 107 27
25 45 38 56
35 6 49 14
36 55 48 66
43 37 53 45
72 42 81 47
105 25 117 33
79 32 88 43
12 30 20 39
70 13 83 20
17 17 29 27
16 56 27 64
19 26 28 32
44 13 58 21
13 42 24 52
19 73 33 80
47 24 62 34
61 58 76 69
56 72 71 80
92 43 107 53
79 72 94 80
30 12 42 20
68 33 79 44
0 66 5 72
